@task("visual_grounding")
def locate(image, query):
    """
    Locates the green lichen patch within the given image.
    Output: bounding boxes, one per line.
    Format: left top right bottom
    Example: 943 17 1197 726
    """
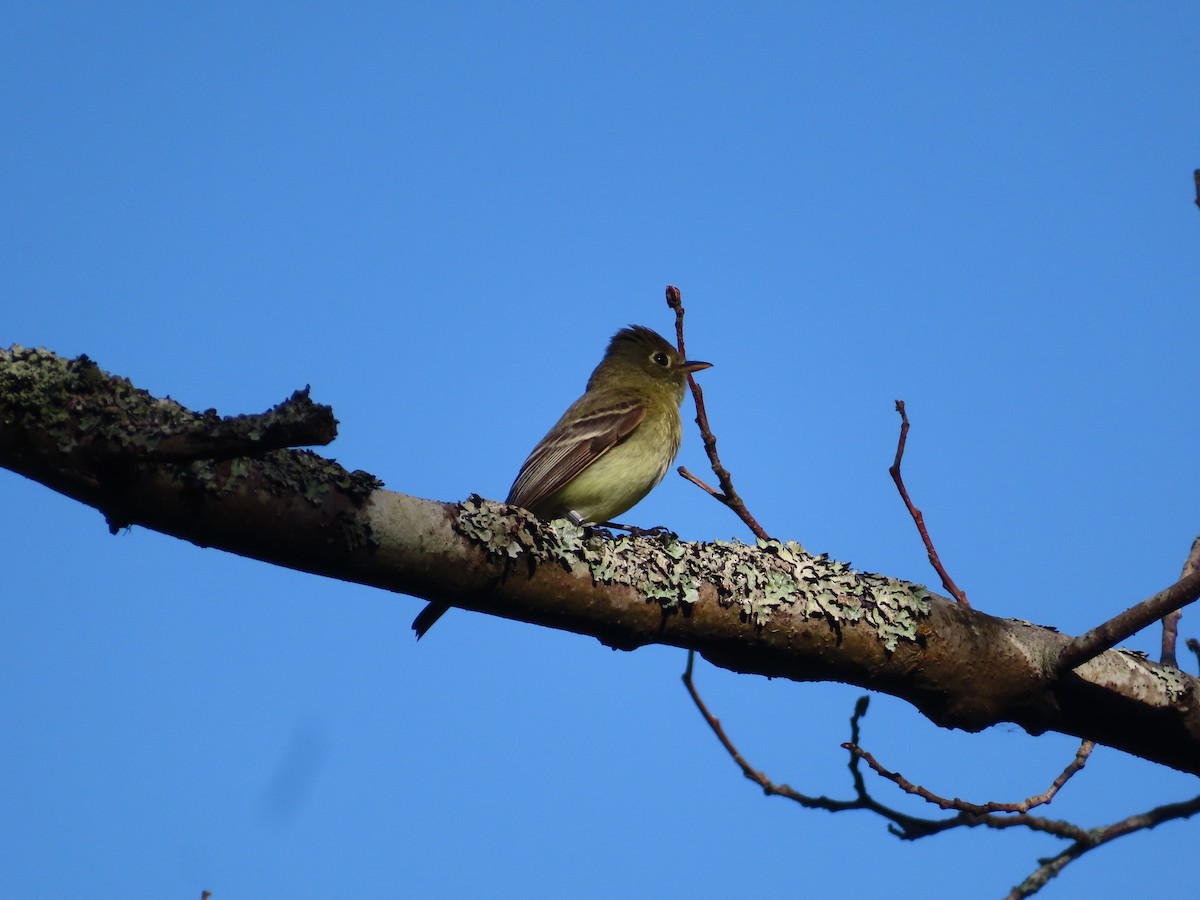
452 497 933 650
454 493 544 560
1 346 102 453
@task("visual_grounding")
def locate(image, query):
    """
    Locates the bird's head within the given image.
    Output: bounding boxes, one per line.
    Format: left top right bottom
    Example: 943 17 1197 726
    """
587 325 711 395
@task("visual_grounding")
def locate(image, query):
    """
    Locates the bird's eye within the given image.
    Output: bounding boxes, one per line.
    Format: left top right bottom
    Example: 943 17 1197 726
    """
652 351 670 367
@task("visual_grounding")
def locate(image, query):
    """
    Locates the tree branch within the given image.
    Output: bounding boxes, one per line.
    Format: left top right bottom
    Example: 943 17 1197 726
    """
689 667 1198 899
843 739 1094 818
665 285 771 541
1055 568 1200 676
1006 793 1200 899
1162 537 1200 667
681 665 952 834
889 400 970 607
3 344 1200 775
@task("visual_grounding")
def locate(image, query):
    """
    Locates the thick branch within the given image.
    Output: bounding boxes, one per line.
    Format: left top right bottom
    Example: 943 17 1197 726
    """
3 345 1200 776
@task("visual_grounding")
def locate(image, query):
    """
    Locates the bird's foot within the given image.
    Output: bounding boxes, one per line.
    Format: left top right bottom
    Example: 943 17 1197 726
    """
600 521 678 541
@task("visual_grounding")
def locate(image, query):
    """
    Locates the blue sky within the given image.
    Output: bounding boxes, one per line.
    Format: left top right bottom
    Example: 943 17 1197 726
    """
3 3 1198 897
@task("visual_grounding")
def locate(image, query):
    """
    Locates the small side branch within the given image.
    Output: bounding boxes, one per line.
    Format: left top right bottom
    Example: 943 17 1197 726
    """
681 654 944 834
1162 536 1200 667
685 653 1200 898
1055 567 1200 676
843 732 1200 898
687 621 1200 899
665 285 771 542
1006 793 1200 899
108 387 337 462
889 400 970 607
843 739 1093 818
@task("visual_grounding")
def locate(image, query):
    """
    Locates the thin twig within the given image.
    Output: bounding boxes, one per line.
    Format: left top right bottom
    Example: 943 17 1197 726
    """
1162 611 1181 668
684 656 1200 897
677 465 723 500
1188 638 1200 672
850 736 1200 898
888 400 970 607
685 659 1086 842
1006 793 1200 899
682 650 776 793
842 740 1094 817
1162 536 1200 667
1055 568 1200 676
1194 169 1200 211
681 652 946 832
665 285 771 542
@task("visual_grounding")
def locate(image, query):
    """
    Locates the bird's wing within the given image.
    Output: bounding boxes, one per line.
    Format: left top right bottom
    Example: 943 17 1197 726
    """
506 397 647 515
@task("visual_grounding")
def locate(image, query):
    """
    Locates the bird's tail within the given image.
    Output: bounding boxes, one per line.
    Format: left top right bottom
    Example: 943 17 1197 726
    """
412 601 450 640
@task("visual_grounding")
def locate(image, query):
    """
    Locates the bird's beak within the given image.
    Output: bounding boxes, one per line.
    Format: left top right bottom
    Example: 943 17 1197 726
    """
683 360 712 374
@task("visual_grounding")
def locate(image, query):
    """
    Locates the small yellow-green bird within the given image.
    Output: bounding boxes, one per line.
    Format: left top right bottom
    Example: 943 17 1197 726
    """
412 324 711 638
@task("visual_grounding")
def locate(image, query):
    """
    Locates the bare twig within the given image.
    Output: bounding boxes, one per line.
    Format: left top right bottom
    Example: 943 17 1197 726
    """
842 740 1094 817
685 662 1075 841
1193 169 1200 211
684 654 1200 897
1006 793 1200 899
1188 638 1200 672
681 653 945 833
1055 568 1200 676
665 285 771 542
1162 610 1181 668
888 400 970 607
1162 537 1200 667
677 465 723 500
848 736 1200 897
1018 742 1095 811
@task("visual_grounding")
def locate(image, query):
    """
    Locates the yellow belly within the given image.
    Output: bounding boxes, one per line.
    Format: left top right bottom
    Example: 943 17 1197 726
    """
540 410 681 524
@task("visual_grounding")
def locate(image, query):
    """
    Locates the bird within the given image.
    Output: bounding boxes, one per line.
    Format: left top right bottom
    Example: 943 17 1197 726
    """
412 324 711 638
